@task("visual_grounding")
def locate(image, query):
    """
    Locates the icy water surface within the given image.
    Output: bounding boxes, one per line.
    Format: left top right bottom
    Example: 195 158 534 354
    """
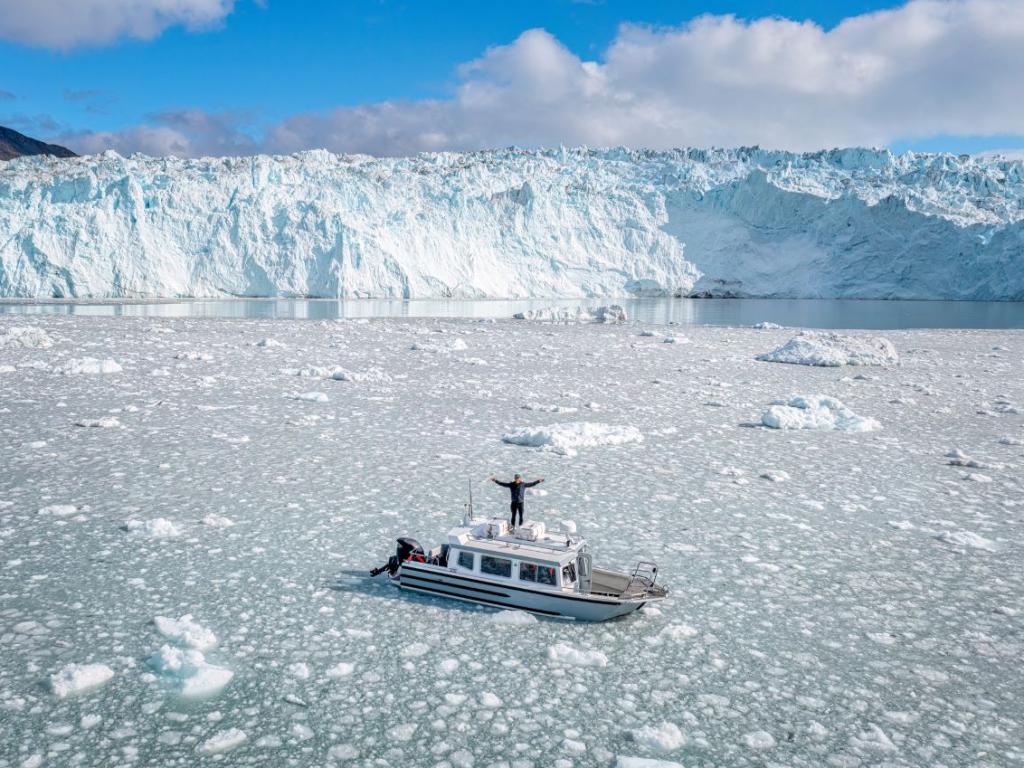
3 297 1024 329
1 316 1022 767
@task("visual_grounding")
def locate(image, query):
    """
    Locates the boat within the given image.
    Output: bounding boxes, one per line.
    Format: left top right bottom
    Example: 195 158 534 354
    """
370 506 666 622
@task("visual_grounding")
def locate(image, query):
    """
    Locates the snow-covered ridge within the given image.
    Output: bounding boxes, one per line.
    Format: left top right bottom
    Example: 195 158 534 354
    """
1 146 1022 300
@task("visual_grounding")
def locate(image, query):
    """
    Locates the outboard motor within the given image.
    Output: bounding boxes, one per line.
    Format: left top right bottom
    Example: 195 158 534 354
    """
370 537 425 577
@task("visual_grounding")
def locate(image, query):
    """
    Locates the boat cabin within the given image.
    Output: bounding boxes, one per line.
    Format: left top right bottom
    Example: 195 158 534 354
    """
444 517 590 592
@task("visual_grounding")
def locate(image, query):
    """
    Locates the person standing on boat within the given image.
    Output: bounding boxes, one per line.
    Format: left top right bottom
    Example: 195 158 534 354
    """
490 473 544 528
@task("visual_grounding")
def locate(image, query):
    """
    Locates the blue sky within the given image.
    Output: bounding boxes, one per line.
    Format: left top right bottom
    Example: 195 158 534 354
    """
1 0 1022 157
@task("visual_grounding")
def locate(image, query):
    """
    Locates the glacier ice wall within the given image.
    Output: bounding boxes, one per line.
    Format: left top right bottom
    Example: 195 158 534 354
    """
0 146 1022 299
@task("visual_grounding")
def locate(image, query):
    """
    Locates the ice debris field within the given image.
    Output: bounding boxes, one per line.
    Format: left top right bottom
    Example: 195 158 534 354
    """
0 315 1022 768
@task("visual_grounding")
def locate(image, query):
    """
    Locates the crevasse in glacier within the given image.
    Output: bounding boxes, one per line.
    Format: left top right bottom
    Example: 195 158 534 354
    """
0 146 1021 299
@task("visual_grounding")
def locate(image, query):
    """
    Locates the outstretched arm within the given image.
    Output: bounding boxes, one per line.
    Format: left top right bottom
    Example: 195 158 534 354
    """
491 477 513 488
525 479 544 487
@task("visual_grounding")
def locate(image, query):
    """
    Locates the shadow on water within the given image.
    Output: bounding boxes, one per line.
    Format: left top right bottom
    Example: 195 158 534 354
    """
323 569 498 618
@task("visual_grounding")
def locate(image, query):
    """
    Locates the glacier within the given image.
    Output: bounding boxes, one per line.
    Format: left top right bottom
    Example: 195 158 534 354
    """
0 146 1022 300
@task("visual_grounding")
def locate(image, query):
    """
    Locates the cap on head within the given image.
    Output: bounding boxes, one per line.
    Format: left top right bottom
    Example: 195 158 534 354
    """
514 473 522 479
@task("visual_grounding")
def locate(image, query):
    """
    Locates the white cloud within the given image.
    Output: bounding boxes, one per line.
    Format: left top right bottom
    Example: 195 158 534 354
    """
0 0 235 49
56 0 1024 156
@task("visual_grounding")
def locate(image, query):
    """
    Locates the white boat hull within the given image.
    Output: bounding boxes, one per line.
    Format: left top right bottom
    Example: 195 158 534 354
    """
394 563 654 622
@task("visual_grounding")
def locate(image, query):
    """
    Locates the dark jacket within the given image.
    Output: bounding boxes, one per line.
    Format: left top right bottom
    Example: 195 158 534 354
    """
495 479 540 502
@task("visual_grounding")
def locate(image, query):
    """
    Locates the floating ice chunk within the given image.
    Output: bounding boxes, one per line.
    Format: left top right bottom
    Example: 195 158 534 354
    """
410 338 468 353
966 472 993 483
936 530 999 551
662 335 688 344
513 304 626 323
521 403 578 414
74 416 122 428
255 338 284 348
616 759 684 768
287 391 328 403
502 421 643 457
998 436 1023 446
548 643 608 667
287 662 311 680
388 723 417 742
849 723 897 754
634 722 686 752
438 659 459 675
326 662 354 679
744 731 776 750
174 351 213 361
0 364 15 373
887 520 915 530
757 332 898 366
147 645 233 699
492 610 538 625
124 518 183 538
591 304 627 323
400 642 430 658
753 321 782 330
49 663 114 699
197 728 247 755
331 367 391 383
328 744 359 761
58 357 122 375
38 504 78 517
479 692 502 708
280 365 335 378
656 624 699 643
759 470 790 482
0 326 55 348
154 615 218 651
761 395 881 432
202 513 234 528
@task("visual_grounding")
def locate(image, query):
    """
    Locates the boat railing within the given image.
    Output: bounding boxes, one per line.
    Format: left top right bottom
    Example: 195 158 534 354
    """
621 560 661 599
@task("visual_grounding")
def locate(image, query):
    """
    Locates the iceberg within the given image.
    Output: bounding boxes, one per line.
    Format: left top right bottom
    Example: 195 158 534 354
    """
1 147 1021 299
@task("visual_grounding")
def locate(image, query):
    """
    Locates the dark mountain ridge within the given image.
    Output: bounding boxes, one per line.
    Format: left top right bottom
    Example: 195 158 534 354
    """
0 125 77 161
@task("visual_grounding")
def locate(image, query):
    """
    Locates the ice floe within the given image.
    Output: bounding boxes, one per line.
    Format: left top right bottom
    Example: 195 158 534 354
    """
58 357 122 375
123 518 183 538
513 304 626 323
757 331 898 366
936 530 1000 552
202 513 234 528
197 728 247 755
0 325 54 348
287 391 328 403
153 615 218 651
49 663 114 699
761 395 881 432
502 421 643 456
547 643 609 667
74 416 122 428
147 645 233 699
634 722 686 752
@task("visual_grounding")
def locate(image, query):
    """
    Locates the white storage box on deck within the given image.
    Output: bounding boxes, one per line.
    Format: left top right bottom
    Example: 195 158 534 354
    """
478 518 509 539
515 521 545 542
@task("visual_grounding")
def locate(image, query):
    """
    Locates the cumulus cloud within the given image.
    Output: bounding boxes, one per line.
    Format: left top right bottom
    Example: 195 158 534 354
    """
57 110 258 157
57 0 1024 156
0 0 235 49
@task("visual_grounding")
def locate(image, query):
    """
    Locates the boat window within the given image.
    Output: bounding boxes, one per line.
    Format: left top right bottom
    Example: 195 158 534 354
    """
537 566 556 585
562 562 577 585
519 562 537 582
480 555 512 578
457 551 475 570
